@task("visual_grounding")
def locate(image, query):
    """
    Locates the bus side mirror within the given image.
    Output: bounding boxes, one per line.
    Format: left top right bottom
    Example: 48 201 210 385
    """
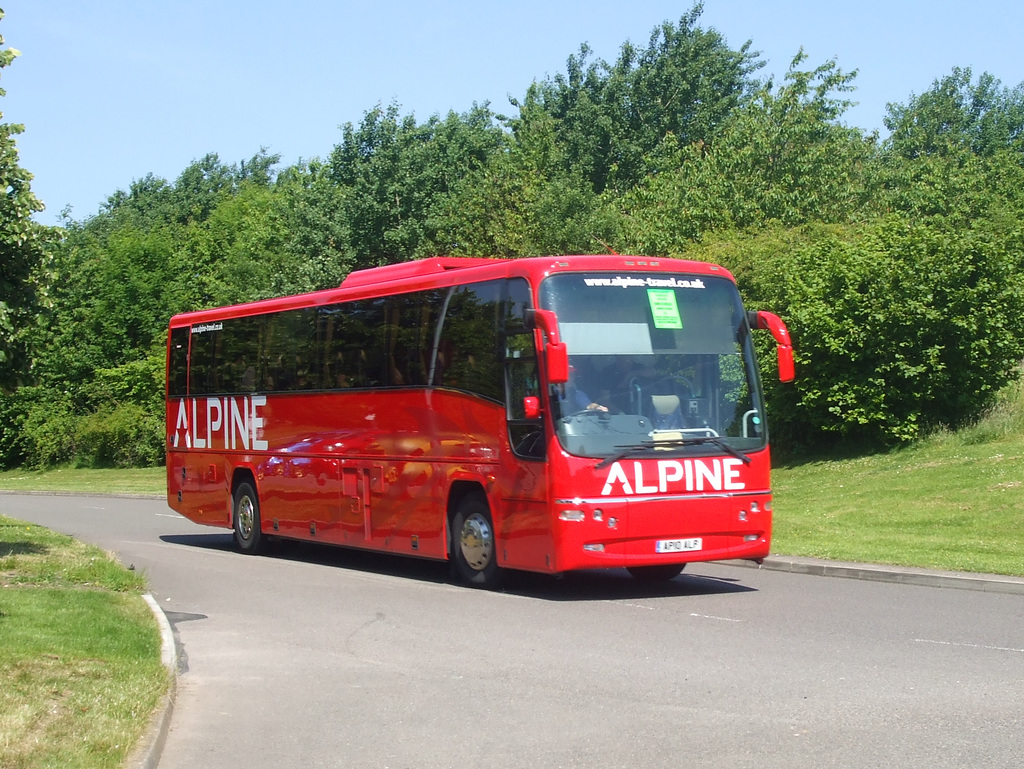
749 310 795 383
525 308 569 384
545 343 569 384
523 396 540 420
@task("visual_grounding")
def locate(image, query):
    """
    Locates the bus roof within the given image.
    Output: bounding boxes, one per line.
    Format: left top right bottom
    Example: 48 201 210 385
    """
339 257 499 289
168 255 735 327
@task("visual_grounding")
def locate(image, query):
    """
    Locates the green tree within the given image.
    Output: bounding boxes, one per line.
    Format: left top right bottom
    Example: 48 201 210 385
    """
100 149 279 228
873 68 1024 225
884 67 1024 160
0 12 55 390
181 172 351 306
271 160 354 290
15 148 288 468
442 97 619 256
621 53 873 252
30 223 181 394
518 3 763 195
328 104 505 265
98 173 175 229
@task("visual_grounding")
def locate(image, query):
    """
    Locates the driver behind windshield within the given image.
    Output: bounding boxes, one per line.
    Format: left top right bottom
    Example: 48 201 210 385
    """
552 363 608 416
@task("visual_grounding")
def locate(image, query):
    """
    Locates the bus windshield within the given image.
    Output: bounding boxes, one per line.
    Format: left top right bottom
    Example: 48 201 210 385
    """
540 272 766 460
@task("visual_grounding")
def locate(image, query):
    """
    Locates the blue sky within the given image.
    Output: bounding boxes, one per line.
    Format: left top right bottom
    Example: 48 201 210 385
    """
4 1 1023 224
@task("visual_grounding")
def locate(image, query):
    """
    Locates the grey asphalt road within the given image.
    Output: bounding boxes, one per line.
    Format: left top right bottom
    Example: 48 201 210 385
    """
3 492 1023 769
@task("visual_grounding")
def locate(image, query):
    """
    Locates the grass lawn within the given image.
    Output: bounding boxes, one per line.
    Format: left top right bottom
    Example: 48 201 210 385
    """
772 439 1024 575
771 381 1024 576
0 518 170 769
0 467 164 496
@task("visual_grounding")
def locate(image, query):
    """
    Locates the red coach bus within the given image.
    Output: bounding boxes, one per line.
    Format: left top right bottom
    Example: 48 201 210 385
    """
166 255 794 588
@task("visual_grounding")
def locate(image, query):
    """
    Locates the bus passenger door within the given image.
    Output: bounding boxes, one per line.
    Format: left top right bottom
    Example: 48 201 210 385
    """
499 326 552 572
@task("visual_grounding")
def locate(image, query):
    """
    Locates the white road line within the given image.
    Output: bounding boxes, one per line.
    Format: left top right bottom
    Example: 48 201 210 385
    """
915 638 1024 654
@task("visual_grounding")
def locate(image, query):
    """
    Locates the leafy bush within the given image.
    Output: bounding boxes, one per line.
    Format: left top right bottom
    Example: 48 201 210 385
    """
0 390 28 468
75 404 164 468
8 384 164 470
84 353 165 414
19 388 79 469
700 218 1024 448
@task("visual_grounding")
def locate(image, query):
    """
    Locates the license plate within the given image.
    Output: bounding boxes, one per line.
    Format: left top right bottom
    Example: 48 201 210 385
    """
656 537 702 553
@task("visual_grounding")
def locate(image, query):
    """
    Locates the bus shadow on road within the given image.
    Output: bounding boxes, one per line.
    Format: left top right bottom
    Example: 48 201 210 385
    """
160 532 453 585
160 532 236 551
161 532 757 600
501 568 757 602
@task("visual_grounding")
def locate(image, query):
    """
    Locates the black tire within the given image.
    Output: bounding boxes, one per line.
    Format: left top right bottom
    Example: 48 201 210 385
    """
233 481 264 554
627 563 685 583
450 493 503 589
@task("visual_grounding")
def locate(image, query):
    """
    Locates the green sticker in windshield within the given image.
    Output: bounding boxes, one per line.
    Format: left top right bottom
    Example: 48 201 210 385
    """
647 289 683 329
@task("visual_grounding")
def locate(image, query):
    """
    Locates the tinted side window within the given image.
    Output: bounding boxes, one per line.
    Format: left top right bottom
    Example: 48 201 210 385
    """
264 308 319 391
504 278 532 332
504 279 543 457
189 324 225 395
320 298 387 389
504 278 538 418
221 316 262 393
168 326 189 397
383 290 445 387
437 281 504 402
182 280 526 398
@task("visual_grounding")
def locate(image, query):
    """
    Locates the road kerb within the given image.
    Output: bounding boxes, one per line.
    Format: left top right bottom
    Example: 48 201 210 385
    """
719 556 1024 595
127 594 179 769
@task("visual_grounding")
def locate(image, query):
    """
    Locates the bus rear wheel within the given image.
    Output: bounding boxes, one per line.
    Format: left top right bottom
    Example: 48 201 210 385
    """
233 481 264 554
627 564 685 583
451 494 502 589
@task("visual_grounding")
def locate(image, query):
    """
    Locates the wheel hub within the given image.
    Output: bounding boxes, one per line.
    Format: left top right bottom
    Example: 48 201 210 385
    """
459 513 493 571
237 497 254 540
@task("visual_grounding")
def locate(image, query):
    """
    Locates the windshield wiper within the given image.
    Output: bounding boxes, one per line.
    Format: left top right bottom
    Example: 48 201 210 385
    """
594 435 751 470
594 443 651 469
676 435 752 465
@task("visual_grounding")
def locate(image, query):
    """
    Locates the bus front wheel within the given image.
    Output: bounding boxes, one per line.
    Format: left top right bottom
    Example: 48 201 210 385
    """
233 481 264 554
451 494 502 589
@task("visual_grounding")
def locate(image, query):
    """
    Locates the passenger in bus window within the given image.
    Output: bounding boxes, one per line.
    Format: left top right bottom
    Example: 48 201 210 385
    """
232 355 256 392
328 351 346 388
294 355 312 390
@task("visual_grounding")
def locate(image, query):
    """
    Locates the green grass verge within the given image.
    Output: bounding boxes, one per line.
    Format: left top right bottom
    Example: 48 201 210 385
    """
0 518 170 769
772 441 1024 575
0 467 164 496
772 378 1024 576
